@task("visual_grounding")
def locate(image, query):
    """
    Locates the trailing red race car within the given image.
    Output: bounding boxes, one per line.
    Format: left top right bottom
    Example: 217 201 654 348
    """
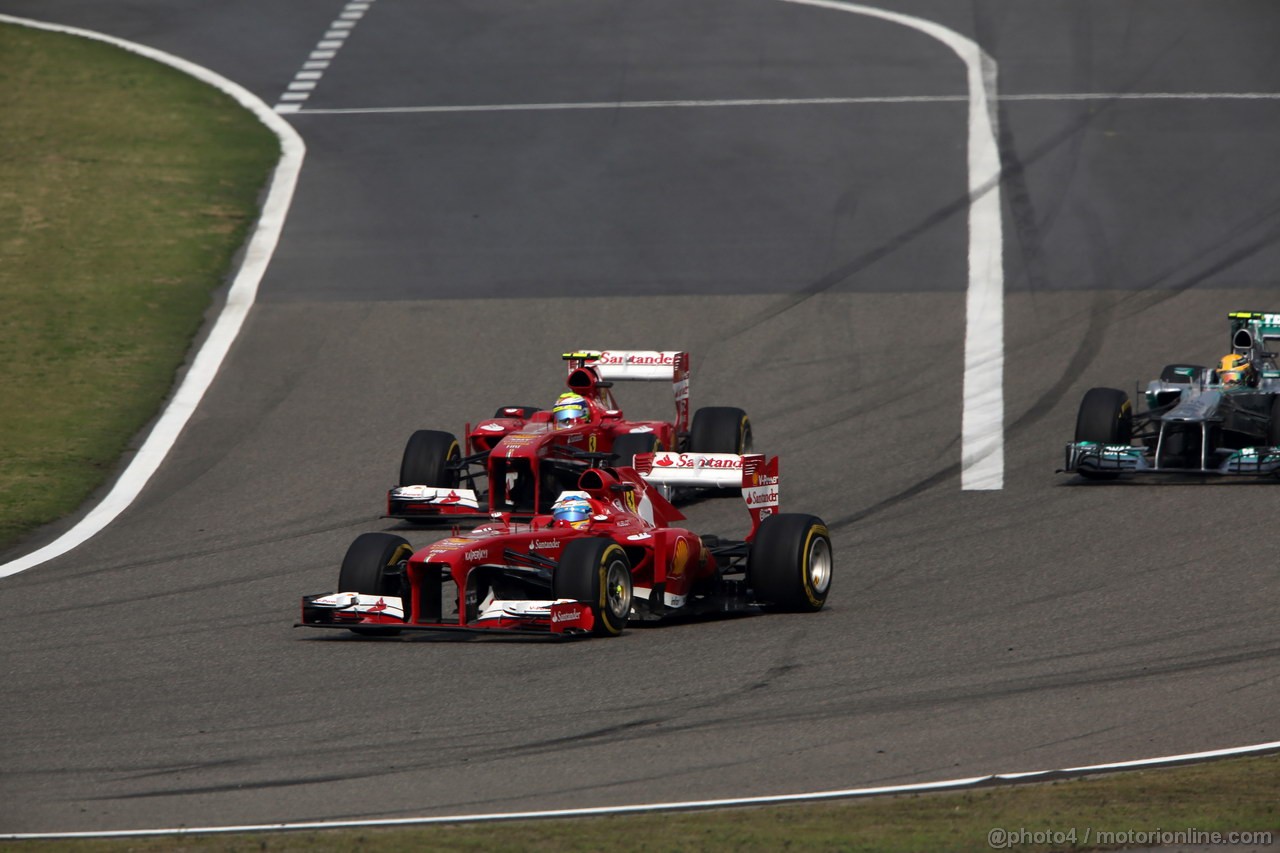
387 350 753 521
300 452 832 638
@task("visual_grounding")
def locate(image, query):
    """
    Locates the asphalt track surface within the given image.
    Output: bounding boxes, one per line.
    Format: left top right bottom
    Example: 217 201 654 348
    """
2 0 1278 834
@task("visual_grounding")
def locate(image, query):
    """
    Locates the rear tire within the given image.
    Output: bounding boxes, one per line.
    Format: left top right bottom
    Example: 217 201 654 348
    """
1074 388 1131 481
553 538 632 636
338 532 413 636
399 429 461 488
1267 396 1280 447
689 406 752 454
748 514 831 613
610 433 662 468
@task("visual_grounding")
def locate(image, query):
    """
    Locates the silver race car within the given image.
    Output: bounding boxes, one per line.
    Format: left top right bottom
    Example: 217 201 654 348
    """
1064 311 1280 479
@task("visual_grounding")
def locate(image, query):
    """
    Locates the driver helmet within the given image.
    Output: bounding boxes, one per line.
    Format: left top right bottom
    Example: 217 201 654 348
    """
1218 353 1255 387
552 393 589 426
551 494 593 529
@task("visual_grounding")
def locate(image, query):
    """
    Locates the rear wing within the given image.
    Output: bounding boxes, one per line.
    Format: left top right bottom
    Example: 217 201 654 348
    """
564 350 690 433
1228 311 1280 342
632 452 779 538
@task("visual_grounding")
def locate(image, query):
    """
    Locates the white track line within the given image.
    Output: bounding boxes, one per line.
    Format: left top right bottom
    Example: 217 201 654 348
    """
288 91 1280 115
775 0 1004 489
292 0 1010 490
4 739 1277 839
0 15 305 580
275 0 376 113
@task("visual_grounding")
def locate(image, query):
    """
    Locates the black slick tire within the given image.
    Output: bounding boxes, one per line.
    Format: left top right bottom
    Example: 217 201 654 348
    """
1074 388 1132 481
338 532 413 636
399 429 461 488
689 407 752 454
553 538 632 636
748 514 832 613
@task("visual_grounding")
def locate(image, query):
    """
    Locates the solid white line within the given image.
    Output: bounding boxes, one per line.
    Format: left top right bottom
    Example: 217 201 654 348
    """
776 0 1003 489
294 95 971 114
4 739 1276 839
0 15 304 579
287 91 1280 115
1003 91 1280 101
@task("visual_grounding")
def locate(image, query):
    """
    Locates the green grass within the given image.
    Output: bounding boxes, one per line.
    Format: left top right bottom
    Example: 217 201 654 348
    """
2 753 1276 851
0 21 1275 853
0 23 278 552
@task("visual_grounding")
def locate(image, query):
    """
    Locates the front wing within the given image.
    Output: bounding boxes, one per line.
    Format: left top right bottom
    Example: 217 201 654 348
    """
298 592 597 637
386 486 488 521
1064 441 1280 477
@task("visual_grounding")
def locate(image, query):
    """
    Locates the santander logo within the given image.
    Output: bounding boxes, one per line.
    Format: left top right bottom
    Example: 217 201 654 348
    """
654 453 742 470
552 606 584 624
597 351 676 366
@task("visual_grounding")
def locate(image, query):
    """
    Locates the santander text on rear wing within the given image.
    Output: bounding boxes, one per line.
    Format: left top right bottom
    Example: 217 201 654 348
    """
633 451 780 538
564 350 690 433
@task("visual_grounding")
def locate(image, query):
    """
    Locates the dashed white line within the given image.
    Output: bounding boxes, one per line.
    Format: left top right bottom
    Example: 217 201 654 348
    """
274 0 376 114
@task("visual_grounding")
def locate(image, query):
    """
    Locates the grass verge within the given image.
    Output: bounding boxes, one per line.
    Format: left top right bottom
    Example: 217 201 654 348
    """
2 753 1276 851
0 22 278 553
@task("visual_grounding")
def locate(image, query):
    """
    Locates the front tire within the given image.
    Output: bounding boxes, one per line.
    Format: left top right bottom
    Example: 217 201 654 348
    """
338 532 413 636
553 538 632 636
399 429 461 488
749 514 832 613
1074 388 1131 481
689 406 752 454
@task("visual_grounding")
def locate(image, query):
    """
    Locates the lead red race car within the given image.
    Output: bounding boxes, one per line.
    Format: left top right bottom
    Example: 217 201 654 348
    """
386 350 753 520
300 452 832 638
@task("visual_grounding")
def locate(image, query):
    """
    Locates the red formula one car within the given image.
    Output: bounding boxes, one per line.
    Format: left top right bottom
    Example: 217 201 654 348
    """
301 452 831 638
387 350 753 521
